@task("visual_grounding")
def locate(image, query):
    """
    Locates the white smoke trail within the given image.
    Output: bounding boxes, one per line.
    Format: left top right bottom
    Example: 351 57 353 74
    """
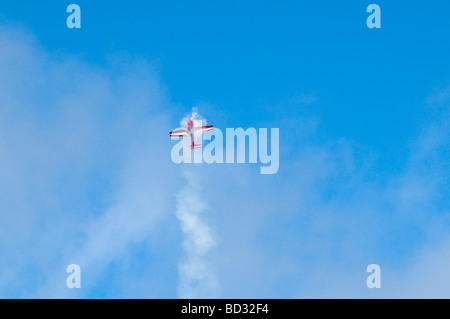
180 107 206 128
175 109 219 298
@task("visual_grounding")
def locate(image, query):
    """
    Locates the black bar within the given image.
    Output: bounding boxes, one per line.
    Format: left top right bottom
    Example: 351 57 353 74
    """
0 299 438 317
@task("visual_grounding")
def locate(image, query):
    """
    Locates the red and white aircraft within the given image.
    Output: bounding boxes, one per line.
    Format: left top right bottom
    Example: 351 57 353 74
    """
169 117 214 149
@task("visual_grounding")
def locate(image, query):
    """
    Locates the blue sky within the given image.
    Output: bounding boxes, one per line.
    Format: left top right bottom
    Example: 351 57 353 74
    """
0 1 449 298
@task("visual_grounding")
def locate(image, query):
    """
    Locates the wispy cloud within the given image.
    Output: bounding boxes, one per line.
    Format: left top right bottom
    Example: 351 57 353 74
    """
0 24 177 298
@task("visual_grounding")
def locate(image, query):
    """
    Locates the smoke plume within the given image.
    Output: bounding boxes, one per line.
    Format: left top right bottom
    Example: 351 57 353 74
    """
175 110 219 298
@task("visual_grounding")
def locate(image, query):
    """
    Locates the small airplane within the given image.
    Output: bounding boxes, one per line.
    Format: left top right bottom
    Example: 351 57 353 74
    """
169 117 214 149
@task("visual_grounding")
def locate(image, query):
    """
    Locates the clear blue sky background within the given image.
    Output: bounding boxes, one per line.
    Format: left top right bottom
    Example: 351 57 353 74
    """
0 1 448 298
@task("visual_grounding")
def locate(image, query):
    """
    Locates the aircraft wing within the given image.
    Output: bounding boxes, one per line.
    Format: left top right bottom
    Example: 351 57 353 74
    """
194 125 214 135
169 128 188 137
